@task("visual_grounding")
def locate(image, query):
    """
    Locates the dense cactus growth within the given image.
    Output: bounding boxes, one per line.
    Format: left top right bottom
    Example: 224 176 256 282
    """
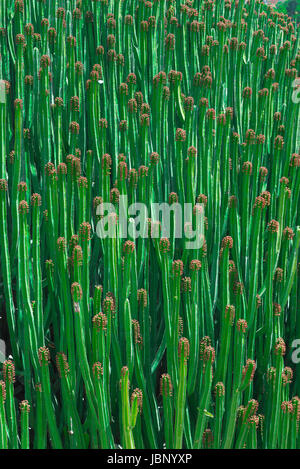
0 0 299 449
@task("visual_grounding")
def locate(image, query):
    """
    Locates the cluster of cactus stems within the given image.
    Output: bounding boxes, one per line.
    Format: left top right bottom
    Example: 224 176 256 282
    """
0 0 299 450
